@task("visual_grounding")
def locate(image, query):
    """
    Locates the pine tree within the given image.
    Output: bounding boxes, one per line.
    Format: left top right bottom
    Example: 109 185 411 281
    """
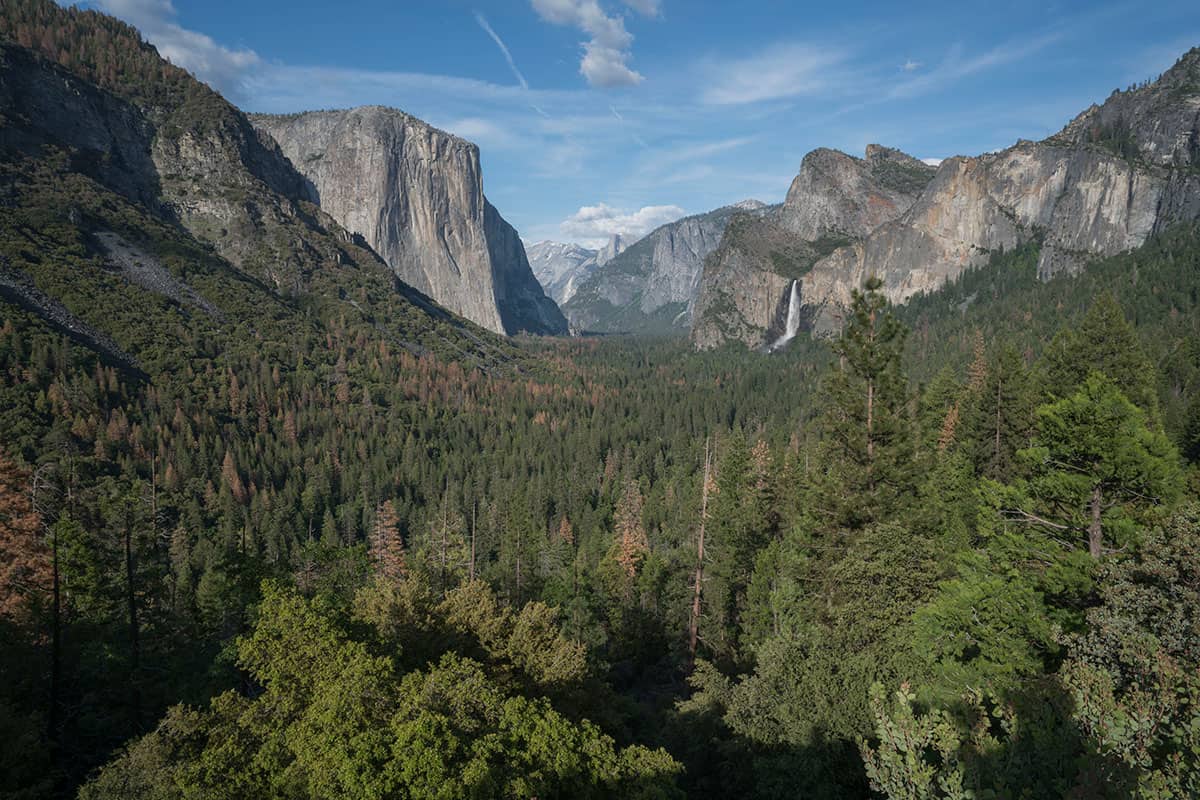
369 500 407 582
1041 292 1158 414
614 478 648 579
918 366 963 457
1016 374 1182 559
816 276 912 528
689 438 715 663
221 450 246 505
0 450 49 622
961 344 1035 482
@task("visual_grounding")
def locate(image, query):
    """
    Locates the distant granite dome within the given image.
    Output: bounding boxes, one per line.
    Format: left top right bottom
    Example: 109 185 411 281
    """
252 107 567 336
561 201 770 335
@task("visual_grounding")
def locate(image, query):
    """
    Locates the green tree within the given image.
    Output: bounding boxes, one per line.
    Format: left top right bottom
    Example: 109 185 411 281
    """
82 582 683 800
960 343 1035 482
814 277 912 529
1015 373 1182 559
1040 292 1159 415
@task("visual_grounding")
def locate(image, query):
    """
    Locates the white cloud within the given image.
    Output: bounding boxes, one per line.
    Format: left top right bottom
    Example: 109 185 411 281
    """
530 0 652 88
902 59 922 72
921 157 943 166
560 202 685 245
701 43 846 105
474 13 530 91
94 0 259 101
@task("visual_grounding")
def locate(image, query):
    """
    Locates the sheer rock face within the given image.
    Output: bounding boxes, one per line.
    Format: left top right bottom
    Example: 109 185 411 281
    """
251 107 566 335
0 41 381 300
779 145 936 240
693 48 1200 348
562 202 765 335
691 147 932 349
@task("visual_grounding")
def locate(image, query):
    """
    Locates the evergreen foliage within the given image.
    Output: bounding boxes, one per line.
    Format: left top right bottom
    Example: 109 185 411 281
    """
1 3 1200 796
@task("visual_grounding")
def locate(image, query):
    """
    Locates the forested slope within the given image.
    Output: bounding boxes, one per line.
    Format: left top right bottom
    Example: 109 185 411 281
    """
1 2 1199 798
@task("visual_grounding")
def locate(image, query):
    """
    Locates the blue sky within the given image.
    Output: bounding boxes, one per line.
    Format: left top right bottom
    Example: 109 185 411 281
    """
85 1 1198 247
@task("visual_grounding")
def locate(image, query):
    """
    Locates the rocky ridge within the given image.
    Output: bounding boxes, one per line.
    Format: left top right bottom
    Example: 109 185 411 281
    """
528 240 598 305
692 48 1200 349
562 201 767 335
251 108 567 336
528 234 630 307
0 3 518 367
692 148 934 348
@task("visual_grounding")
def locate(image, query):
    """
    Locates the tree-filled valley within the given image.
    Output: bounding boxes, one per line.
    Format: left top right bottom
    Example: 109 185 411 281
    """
3 1 1200 798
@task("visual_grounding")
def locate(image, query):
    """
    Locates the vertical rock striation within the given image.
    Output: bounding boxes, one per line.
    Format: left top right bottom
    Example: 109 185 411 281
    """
691 147 933 349
251 107 567 335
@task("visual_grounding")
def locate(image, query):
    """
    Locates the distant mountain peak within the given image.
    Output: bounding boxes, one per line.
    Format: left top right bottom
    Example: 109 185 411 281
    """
595 234 631 266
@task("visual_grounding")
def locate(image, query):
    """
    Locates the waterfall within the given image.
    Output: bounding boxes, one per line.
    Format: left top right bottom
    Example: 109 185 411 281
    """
769 280 801 351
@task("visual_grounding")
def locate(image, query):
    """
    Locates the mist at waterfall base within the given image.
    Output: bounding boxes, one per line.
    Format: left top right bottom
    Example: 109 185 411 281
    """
768 280 801 352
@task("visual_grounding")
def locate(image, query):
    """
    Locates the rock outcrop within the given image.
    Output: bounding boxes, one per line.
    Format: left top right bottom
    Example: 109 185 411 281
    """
563 201 766 335
0 7 516 365
692 148 934 349
795 48 1200 335
692 47 1200 348
251 108 567 336
0 39 358 299
528 240 599 305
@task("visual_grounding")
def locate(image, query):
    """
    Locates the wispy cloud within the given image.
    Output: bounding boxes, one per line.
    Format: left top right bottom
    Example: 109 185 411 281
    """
888 33 1063 99
902 59 922 72
94 0 259 100
621 0 661 15
242 64 579 113
530 0 656 88
701 42 847 105
655 136 755 164
474 13 529 90
435 117 524 150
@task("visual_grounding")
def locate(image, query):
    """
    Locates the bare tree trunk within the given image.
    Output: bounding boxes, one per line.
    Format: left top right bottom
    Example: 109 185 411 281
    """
866 380 875 464
124 503 141 724
994 375 1003 467
50 516 60 742
688 439 712 664
515 527 522 605
439 491 448 596
1088 485 1103 560
866 309 876 477
469 500 476 583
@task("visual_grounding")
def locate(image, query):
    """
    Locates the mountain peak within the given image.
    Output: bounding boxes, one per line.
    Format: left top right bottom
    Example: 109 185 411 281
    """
1054 46 1200 168
864 143 928 169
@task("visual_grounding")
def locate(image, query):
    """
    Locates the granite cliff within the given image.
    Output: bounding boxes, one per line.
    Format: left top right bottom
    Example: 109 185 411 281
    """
0 5 516 366
562 200 766 335
692 148 934 348
692 48 1200 349
251 108 567 336
528 234 629 308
